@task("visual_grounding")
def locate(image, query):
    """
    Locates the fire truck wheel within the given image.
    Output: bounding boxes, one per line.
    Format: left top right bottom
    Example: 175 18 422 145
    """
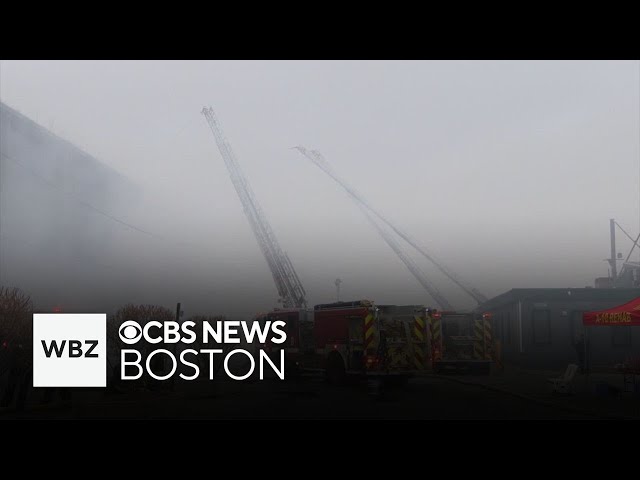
326 352 346 386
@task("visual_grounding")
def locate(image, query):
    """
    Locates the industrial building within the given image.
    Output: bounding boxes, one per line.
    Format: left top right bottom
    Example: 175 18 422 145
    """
478 288 640 370
0 101 139 308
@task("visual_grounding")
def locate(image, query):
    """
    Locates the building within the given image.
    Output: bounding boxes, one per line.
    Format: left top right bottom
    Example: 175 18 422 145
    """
0 101 140 310
477 288 640 370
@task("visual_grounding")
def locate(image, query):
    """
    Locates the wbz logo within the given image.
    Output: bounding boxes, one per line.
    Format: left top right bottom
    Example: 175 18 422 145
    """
33 314 106 387
41 339 99 358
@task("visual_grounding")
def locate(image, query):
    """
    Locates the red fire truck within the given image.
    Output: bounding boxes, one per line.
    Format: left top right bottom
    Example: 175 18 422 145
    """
257 299 431 384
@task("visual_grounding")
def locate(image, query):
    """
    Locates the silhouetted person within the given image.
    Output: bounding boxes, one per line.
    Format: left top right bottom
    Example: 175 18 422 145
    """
493 339 503 370
1 341 31 411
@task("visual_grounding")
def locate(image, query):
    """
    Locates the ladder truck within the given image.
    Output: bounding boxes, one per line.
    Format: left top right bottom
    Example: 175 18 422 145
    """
294 147 493 374
202 108 429 385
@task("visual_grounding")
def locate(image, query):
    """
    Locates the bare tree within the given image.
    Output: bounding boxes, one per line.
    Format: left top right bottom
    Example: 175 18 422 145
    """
0 286 33 374
107 304 174 346
0 286 33 408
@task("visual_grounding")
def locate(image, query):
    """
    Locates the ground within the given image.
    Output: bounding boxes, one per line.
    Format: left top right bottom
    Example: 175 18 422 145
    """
0 372 623 420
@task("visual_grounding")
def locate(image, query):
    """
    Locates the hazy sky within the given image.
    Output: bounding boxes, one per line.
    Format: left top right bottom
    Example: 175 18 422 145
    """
1 60 639 316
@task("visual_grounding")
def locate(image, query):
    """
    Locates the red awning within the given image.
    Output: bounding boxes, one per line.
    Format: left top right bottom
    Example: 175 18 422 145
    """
583 297 640 326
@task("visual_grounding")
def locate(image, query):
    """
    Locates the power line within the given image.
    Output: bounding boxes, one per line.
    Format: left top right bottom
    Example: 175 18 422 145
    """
1 151 161 238
0 230 232 312
0 151 245 272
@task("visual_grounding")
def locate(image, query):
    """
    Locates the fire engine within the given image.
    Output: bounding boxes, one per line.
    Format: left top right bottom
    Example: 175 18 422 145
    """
256 299 432 384
431 311 493 374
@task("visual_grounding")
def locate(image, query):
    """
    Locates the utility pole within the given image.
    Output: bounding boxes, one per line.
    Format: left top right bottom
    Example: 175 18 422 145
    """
170 302 182 392
610 218 617 281
335 278 342 301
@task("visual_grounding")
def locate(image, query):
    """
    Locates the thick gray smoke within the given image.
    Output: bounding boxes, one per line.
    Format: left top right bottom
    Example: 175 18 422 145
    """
1 61 639 318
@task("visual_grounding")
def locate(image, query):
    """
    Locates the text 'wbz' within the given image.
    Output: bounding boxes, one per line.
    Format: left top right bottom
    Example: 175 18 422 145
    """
119 319 287 381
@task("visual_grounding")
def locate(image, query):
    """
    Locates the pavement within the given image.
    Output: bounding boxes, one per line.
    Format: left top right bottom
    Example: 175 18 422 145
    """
428 365 640 420
3 367 636 420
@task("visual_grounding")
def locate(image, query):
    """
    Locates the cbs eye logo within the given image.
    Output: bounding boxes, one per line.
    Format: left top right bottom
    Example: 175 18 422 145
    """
119 321 142 344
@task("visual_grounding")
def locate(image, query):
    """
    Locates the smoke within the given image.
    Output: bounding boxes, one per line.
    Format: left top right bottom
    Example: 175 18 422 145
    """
1 61 639 318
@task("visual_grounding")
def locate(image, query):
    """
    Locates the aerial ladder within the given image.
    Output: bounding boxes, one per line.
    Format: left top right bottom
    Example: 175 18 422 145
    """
358 203 454 310
202 107 307 309
295 146 487 306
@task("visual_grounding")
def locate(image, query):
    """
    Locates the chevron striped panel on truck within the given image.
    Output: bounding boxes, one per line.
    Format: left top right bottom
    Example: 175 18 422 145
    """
473 315 484 359
482 313 493 360
363 312 376 351
413 314 426 370
429 312 442 364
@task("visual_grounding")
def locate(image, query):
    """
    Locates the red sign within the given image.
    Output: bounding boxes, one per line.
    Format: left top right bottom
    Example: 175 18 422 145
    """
583 297 640 326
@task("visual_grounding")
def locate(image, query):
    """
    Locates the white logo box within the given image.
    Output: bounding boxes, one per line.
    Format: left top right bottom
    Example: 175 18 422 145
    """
33 313 107 387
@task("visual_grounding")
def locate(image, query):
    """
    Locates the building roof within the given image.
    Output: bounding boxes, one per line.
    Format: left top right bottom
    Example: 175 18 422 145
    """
476 288 640 312
0 100 134 189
